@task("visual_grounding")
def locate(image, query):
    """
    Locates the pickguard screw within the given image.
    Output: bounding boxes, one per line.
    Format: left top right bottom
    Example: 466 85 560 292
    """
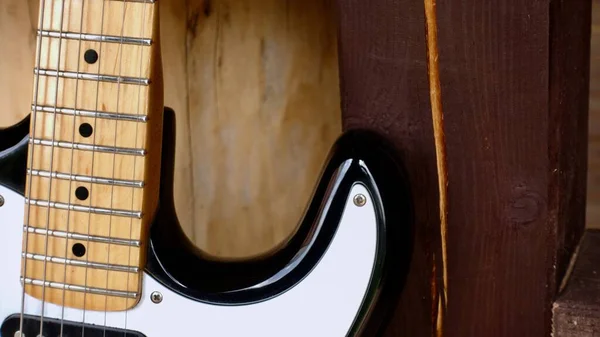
0 194 4 207
151 291 163 304
353 194 367 207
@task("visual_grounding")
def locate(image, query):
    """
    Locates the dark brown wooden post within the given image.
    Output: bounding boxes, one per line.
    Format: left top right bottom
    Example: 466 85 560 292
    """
335 0 592 336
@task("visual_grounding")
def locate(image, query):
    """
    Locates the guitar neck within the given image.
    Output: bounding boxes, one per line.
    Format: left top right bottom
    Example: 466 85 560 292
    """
22 0 163 311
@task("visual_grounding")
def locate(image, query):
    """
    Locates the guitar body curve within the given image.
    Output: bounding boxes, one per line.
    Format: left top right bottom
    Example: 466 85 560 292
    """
0 109 413 336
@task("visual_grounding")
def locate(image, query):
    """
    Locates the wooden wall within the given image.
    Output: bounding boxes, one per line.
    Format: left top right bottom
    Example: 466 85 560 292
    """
0 0 342 258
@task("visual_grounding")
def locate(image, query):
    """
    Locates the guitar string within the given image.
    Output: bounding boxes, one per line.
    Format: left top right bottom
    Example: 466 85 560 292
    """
39 0 68 335
59 0 88 335
19 0 49 334
124 0 149 333
102 1 129 335
81 0 109 335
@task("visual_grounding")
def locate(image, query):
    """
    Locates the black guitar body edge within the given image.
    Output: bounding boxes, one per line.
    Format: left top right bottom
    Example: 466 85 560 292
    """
0 108 414 336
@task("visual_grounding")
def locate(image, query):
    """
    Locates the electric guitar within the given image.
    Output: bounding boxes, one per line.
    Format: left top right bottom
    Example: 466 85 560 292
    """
0 1 413 336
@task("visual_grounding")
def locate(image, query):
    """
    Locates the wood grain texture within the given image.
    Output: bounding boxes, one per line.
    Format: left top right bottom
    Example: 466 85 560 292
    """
185 0 341 257
22 0 163 311
435 1 550 334
553 230 600 337
435 0 590 336
159 0 196 236
336 0 591 335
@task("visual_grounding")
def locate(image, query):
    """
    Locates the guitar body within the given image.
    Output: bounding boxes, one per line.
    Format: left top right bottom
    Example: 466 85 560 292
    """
0 109 413 336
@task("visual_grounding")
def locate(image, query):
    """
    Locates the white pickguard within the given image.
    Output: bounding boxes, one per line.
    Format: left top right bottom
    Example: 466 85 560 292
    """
0 183 378 337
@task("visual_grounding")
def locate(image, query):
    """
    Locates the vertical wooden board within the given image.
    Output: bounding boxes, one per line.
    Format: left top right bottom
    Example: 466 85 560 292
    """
186 0 342 257
159 0 196 237
0 0 37 127
336 1 438 335
436 2 550 334
433 0 590 336
337 0 590 335
436 1 551 335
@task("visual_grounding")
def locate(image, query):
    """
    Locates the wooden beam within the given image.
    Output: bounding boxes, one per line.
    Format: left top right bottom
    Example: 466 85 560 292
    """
335 0 591 335
435 0 590 334
435 1 551 335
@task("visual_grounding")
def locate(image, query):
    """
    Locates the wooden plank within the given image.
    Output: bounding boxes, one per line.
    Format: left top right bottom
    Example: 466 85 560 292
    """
434 0 589 335
435 1 551 334
336 0 591 335
553 230 600 336
185 0 342 257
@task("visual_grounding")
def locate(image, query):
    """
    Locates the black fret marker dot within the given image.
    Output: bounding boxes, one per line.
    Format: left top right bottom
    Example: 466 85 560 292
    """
75 186 89 201
79 123 93 138
84 49 99 64
72 243 86 257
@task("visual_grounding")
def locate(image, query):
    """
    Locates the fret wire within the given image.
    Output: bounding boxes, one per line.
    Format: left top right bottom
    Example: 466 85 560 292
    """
21 278 138 299
34 68 150 85
23 253 139 273
24 226 141 247
38 30 152 46
30 138 147 156
33 105 149 122
28 169 144 188
29 167 144 187
25 198 143 219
